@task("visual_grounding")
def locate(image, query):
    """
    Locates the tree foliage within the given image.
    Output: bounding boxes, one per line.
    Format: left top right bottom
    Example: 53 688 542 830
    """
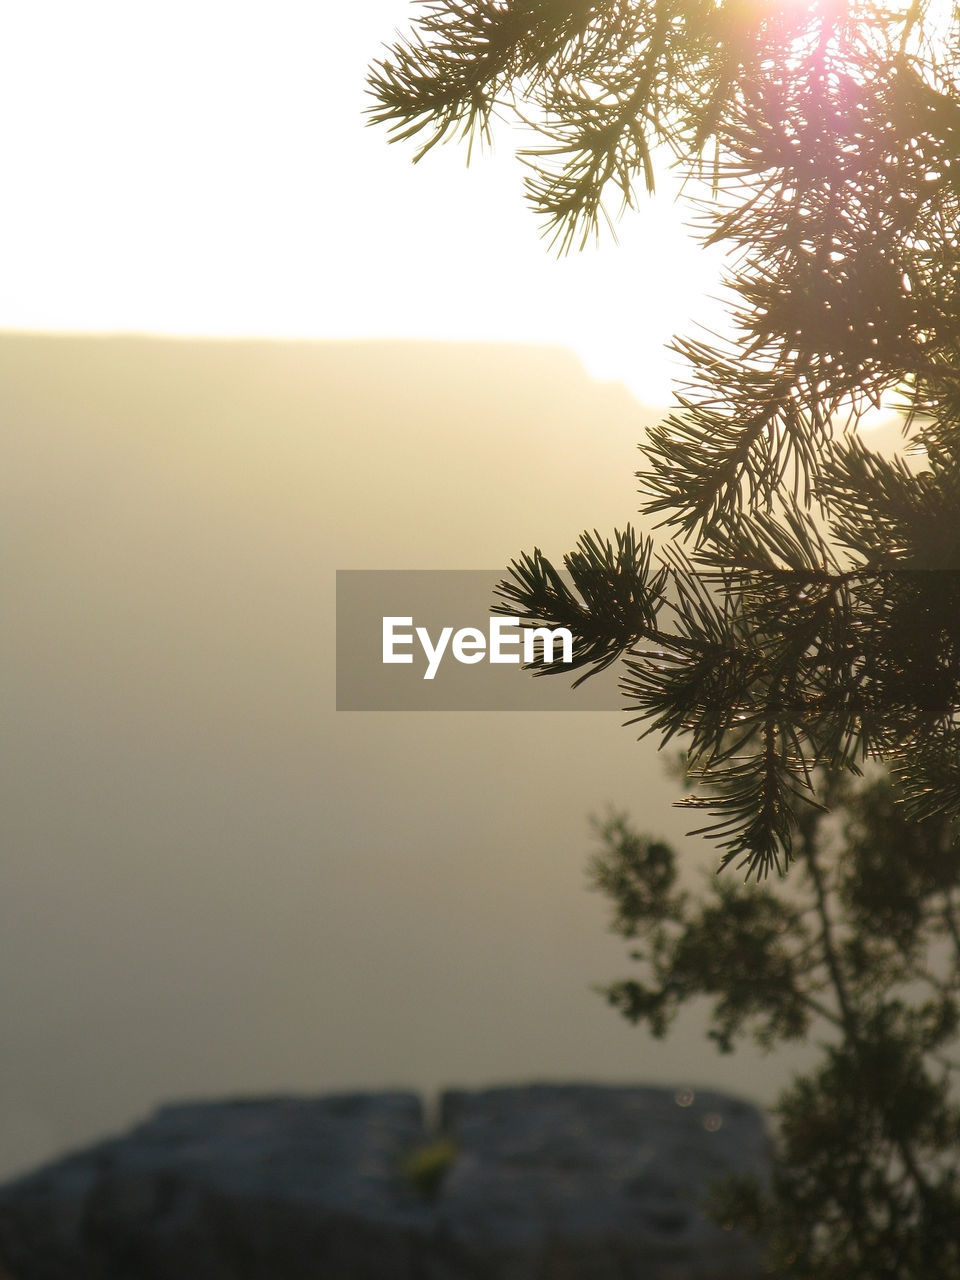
589 773 960 1278
369 0 960 876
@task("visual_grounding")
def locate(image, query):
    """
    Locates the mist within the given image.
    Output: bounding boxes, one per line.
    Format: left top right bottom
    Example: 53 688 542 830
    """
0 334 810 1181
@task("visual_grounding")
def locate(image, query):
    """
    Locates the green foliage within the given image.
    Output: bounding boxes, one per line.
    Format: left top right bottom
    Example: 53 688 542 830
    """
369 0 960 877
371 14 960 1265
401 1137 459 1198
370 11 960 1264
590 775 960 1278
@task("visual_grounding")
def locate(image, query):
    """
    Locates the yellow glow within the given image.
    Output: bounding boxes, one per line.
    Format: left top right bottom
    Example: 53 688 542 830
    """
856 403 903 432
18 0 946 409
0 2 721 408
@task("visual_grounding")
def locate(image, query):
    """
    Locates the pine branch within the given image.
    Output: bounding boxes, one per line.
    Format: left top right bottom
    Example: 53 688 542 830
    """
492 525 669 685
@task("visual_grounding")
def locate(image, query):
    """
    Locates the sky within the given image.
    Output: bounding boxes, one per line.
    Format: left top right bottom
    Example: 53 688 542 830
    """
0 0 726 404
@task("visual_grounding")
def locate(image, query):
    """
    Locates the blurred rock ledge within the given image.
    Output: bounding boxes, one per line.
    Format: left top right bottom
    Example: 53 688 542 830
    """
0 1084 769 1279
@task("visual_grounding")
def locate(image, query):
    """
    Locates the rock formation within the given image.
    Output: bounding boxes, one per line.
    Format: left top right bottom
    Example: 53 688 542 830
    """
0 1084 770 1279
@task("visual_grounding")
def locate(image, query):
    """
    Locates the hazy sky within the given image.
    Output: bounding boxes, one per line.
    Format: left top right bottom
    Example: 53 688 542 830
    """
4 333 833 1187
1 4 885 1184
0 1 728 403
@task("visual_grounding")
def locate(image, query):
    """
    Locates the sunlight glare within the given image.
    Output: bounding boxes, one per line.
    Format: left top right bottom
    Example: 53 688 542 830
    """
0 2 724 408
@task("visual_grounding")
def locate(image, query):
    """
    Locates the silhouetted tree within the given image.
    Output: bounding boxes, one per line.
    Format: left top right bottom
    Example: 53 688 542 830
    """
369 0 960 876
589 773 960 1277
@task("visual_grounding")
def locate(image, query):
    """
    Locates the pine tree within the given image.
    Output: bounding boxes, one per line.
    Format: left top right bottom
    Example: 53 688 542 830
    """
368 1 960 875
589 774 960 1277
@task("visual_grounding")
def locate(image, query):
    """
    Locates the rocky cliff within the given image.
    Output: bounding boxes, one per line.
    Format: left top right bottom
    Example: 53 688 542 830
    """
0 1084 770 1279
